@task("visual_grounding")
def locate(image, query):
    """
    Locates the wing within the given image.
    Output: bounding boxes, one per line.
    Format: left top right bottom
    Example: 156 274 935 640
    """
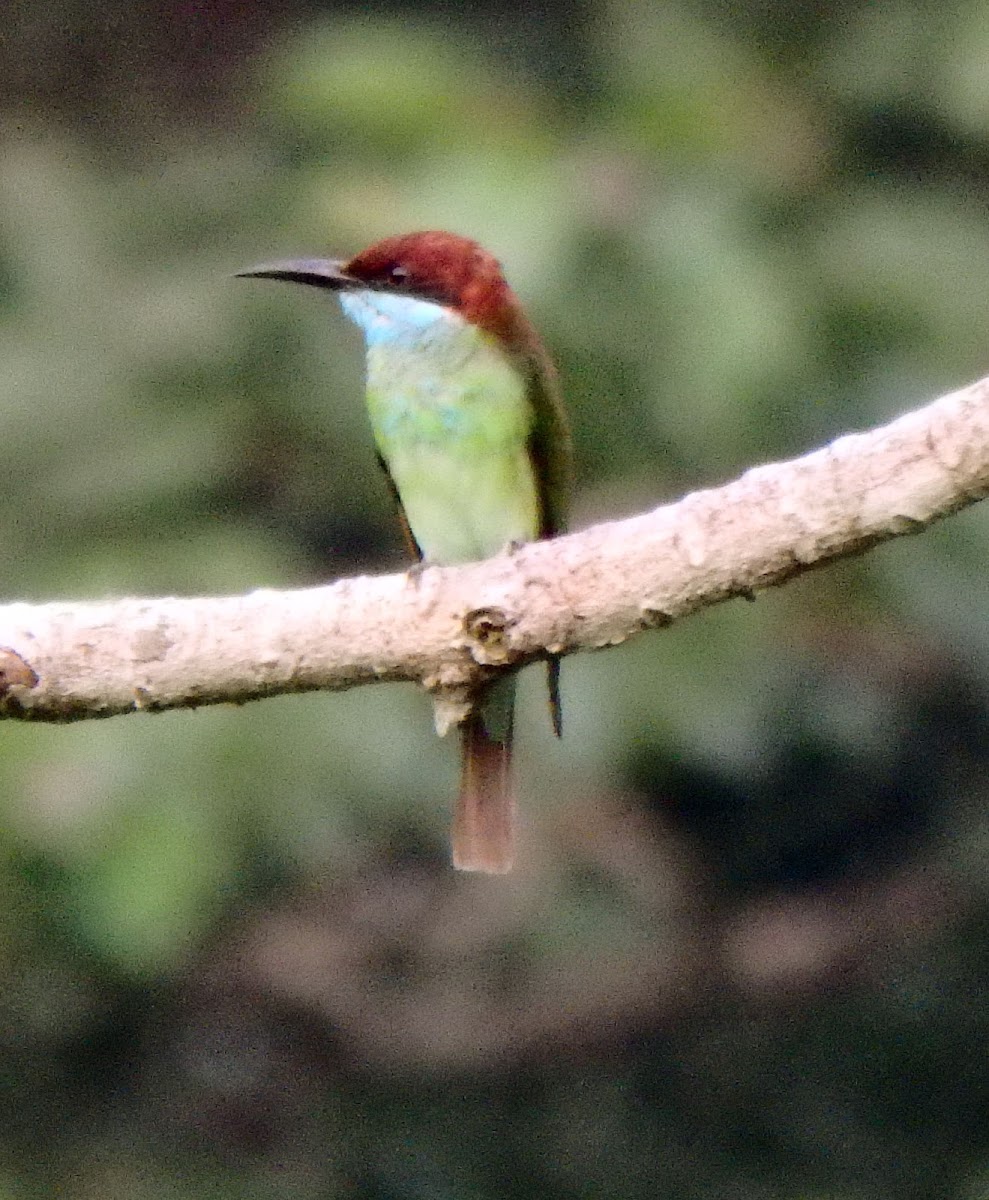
376 452 423 561
523 350 571 737
524 350 572 540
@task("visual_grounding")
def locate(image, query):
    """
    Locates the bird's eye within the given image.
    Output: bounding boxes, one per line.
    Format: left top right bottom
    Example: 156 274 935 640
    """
387 265 408 284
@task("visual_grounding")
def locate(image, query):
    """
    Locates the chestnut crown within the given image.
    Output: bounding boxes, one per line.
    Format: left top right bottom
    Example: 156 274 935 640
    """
341 231 539 350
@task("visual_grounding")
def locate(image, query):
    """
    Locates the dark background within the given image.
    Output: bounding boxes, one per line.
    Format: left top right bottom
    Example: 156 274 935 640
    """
3 2 989 1196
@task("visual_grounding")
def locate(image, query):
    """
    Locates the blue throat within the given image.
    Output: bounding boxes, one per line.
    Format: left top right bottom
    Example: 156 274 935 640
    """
338 290 457 348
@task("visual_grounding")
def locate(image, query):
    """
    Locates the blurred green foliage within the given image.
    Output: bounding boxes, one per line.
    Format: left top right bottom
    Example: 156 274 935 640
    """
3 1 989 1197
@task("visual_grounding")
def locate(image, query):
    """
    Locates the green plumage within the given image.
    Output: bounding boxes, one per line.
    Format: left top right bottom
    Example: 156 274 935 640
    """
361 306 541 564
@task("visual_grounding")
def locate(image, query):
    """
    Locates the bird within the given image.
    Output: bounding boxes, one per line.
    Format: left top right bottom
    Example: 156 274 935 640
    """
238 231 571 873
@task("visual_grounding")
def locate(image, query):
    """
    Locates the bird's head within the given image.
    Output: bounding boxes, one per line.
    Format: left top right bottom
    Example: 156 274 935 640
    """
238 230 536 351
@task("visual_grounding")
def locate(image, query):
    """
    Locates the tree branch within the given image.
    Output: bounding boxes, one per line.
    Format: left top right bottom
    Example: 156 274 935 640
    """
3 371 989 726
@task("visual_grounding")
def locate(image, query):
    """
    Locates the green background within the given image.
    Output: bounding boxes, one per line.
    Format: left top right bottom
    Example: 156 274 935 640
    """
2 2 989 1196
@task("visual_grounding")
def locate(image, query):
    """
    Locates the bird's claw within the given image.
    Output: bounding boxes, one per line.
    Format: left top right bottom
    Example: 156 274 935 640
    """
406 559 430 590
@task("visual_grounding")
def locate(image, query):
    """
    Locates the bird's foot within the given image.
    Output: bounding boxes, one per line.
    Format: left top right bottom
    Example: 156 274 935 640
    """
406 559 430 590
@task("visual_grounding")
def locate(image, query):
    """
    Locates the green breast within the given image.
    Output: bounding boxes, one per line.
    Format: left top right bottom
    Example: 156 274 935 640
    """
365 322 540 565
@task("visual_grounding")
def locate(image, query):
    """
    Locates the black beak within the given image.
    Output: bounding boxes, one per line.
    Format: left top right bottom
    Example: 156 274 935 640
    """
235 258 354 289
